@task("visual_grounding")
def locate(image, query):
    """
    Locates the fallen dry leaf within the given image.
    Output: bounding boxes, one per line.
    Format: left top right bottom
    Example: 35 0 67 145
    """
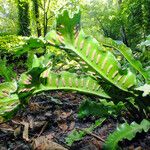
22 121 29 141
53 110 62 117
29 117 34 129
68 121 75 131
54 110 72 121
34 121 47 129
11 117 22 125
60 110 72 119
46 133 55 140
92 138 103 150
14 126 21 137
32 136 68 150
0 123 14 133
58 122 68 132
29 102 40 111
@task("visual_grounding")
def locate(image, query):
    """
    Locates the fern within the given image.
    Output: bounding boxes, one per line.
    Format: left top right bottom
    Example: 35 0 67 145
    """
45 9 137 91
17 54 110 99
66 118 106 146
13 36 45 56
104 119 150 150
0 80 17 98
78 99 125 118
0 58 16 81
0 81 20 123
98 37 150 83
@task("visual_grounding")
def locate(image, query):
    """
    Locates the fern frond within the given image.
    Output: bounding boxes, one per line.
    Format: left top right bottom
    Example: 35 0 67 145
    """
104 119 150 150
45 9 137 92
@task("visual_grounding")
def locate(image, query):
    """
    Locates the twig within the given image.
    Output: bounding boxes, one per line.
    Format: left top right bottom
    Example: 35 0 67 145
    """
39 4 44 10
38 122 48 137
76 127 105 142
14 143 24 150
46 0 51 13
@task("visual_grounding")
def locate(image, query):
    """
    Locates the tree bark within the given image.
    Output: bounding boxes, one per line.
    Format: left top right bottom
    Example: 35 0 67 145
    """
43 0 50 36
118 0 129 46
32 0 41 37
43 0 46 36
17 0 31 36
120 25 129 47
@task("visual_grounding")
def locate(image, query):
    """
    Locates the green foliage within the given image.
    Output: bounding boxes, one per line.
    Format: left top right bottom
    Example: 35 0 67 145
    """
17 0 31 36
98 37 150 83
66 118 106 146
0 81 20 122
80 0 150 50
13 36 46 56
0 10 149 150
138 35 150 68
0 35 46 59
78 99 125 118
17 54 110 101
0 0 18 35
0 80 17 98
36 70 110 98
0 94 20 122
1 0 149 49
0 58 16 81
140 35 150 47
44 9 150 132
0 35 25 53
45 9 137 92
121 0 150 48
104 119 150 150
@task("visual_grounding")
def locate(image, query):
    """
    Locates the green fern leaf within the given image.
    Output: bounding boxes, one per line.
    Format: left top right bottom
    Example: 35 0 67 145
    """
78 99 125 118
99 37 150 83
17 54 110 99
66 118 106 146
45 9 137 92
0 81 20 123
18 69 110 99
104 119 150 150
0 80 17 98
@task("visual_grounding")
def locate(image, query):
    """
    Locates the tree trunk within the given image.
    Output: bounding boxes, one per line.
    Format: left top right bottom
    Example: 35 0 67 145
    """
17 0 31 36
118 0 129 46
120 25 129 47
43 0 50 36
43 12 48 36
142 0 150 38
43 0 46 36
32 0 41 37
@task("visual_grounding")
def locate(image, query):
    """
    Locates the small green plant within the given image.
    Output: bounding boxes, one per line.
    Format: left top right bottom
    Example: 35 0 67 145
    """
78 99 125 118
0 80 20 122
66 118 106 146
0 57 16 81
104 119 150 150
0 35 25 53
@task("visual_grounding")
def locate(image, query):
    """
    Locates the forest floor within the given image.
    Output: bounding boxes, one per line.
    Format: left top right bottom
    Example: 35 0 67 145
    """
0 91 150 150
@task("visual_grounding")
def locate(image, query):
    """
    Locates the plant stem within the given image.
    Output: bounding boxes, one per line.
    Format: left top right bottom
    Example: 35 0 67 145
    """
76 127 105 142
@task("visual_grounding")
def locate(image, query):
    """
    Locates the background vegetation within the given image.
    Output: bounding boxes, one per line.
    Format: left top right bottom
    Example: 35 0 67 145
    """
0 0 149 67
1 0 150 46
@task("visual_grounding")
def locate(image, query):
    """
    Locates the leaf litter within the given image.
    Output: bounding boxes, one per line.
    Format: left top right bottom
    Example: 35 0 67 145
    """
0 91 149 150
